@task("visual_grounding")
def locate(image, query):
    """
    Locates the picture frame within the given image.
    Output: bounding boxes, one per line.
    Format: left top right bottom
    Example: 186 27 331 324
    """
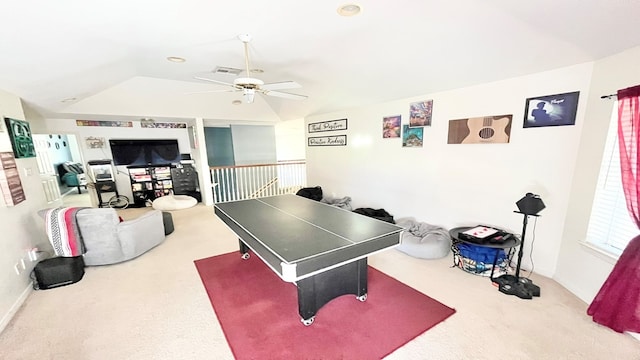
382 115 401 138
409 100 433 127
447 115 512 144
308 119 348 133
402 125 423 147
307 135 347 146
523 91 579 128
4 117 35 158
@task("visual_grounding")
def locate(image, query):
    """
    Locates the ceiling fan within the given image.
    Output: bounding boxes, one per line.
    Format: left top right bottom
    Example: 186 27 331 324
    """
193 34 307 104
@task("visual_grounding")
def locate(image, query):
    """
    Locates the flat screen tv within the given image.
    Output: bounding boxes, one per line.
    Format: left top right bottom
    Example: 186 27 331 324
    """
109 139 181 166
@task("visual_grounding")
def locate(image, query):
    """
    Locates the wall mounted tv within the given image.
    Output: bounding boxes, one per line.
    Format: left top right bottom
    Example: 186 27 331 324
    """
109 139 181 166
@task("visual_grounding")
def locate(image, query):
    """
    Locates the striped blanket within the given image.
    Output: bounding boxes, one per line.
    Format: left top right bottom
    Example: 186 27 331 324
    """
44 207 86 257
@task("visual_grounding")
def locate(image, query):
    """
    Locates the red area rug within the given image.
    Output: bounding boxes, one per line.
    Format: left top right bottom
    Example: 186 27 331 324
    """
195 252 456 359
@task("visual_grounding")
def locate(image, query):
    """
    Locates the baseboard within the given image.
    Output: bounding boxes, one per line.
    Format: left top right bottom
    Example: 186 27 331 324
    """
0 284 33 334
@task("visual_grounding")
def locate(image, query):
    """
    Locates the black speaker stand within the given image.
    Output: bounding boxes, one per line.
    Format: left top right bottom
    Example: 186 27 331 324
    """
492 211 541 299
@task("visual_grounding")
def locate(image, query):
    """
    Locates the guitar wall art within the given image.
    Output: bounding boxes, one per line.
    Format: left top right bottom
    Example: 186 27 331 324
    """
447 115 513 144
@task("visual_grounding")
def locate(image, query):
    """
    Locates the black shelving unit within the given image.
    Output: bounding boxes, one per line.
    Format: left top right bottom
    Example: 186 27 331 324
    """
170 163 201 201
128 165 174 207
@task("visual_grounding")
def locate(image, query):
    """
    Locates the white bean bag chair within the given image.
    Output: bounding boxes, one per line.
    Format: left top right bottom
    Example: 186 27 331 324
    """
152 195 197 211
395 217 451 259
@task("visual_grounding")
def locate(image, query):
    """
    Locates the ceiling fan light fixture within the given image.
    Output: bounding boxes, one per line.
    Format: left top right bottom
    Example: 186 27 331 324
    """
337 3 361 16
243 89 256 103
235 77 264 87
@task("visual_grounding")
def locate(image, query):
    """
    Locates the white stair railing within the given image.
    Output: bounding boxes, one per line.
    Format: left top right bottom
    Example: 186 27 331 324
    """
211 161 306 203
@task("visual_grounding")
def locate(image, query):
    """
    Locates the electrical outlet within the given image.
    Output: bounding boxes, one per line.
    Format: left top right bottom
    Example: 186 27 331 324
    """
28 248 38 261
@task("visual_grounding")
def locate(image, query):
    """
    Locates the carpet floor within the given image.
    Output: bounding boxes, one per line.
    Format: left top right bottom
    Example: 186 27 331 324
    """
1 204 639 359
195 251 456 360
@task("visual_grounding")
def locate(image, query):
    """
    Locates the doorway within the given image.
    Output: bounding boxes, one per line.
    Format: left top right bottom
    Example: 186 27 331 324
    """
32 133 89 206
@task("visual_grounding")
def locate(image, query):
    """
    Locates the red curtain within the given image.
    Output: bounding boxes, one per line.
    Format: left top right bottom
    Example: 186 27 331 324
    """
587 85 640 333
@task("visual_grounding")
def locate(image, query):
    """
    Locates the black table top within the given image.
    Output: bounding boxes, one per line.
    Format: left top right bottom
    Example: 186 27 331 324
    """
449 226 521 249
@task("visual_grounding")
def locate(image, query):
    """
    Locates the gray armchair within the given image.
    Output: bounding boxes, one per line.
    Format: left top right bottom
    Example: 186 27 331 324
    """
76 208 166 266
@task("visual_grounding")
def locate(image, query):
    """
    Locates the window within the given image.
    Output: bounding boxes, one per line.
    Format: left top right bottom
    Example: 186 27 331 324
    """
585 102 638 256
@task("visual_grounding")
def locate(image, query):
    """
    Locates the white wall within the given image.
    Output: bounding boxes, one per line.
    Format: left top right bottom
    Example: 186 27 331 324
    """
275 119 305 161
556 46 640 302
45 119 191 201
306 62 594 279
0 90 51 332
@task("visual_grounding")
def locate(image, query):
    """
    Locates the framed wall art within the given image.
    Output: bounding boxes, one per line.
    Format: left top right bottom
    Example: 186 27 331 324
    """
523 91 579 128
402 125 423 147
307 135 347 146
4 118 35 158
76 120 133 127
447 115 512 144
140 121 187 129
383 115 401 138
409 100 433 127
308 119 348 133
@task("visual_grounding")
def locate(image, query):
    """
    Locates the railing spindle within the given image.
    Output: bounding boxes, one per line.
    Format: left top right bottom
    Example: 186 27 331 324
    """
210 161 306 203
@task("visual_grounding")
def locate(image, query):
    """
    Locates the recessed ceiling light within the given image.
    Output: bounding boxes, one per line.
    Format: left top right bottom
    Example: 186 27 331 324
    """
337 3 361 16
167 56 186 63
232 100 242 105
61 97 76 103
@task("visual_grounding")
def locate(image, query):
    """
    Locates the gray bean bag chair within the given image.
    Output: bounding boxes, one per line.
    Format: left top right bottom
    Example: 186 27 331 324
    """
395 217 451 259
321 196 352 210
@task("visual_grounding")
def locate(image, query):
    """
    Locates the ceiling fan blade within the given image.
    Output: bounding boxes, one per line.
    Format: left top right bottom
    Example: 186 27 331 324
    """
261 81 302 91
262 90 308 100
193 76 236 88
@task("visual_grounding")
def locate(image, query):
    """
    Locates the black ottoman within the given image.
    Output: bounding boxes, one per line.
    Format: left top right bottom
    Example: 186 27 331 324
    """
33 256 85 290
162 211 175 235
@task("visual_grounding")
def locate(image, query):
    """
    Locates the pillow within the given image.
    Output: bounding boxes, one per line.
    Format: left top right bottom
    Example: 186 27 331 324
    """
62 162 83 174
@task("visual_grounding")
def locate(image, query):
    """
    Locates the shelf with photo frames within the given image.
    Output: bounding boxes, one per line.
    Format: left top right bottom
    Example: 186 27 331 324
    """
127 165 174 207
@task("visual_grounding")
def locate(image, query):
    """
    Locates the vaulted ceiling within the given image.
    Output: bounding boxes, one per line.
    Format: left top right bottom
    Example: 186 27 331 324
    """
3 1 640 125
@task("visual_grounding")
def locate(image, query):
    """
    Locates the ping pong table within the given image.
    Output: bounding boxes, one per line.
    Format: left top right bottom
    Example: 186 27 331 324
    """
214 194 403 325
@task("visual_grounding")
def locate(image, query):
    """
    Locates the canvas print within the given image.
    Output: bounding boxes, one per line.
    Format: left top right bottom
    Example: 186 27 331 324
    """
523 91 579 128
141 122 187 129
402 125 423 147
0 151 26 206
447 115 513 144
4 118 35 158
76 120 133 127
409 100 433 127
383 115 401 138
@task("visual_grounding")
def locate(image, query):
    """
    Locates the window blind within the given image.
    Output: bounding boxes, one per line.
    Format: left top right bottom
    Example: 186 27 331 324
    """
585 104 638 255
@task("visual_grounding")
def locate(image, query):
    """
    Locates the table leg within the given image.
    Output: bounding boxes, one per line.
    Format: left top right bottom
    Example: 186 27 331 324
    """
239 239 250 259
489 249 500 280
296 258 368 326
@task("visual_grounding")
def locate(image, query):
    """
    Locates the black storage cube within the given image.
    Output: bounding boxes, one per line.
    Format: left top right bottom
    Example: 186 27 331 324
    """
34 256 85 290
162 211 175 235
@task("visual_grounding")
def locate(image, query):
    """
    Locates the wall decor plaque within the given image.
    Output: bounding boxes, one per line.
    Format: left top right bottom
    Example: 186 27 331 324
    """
0 151 26 206
307 135 347 146
308 119 348 133
4 118 35 158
